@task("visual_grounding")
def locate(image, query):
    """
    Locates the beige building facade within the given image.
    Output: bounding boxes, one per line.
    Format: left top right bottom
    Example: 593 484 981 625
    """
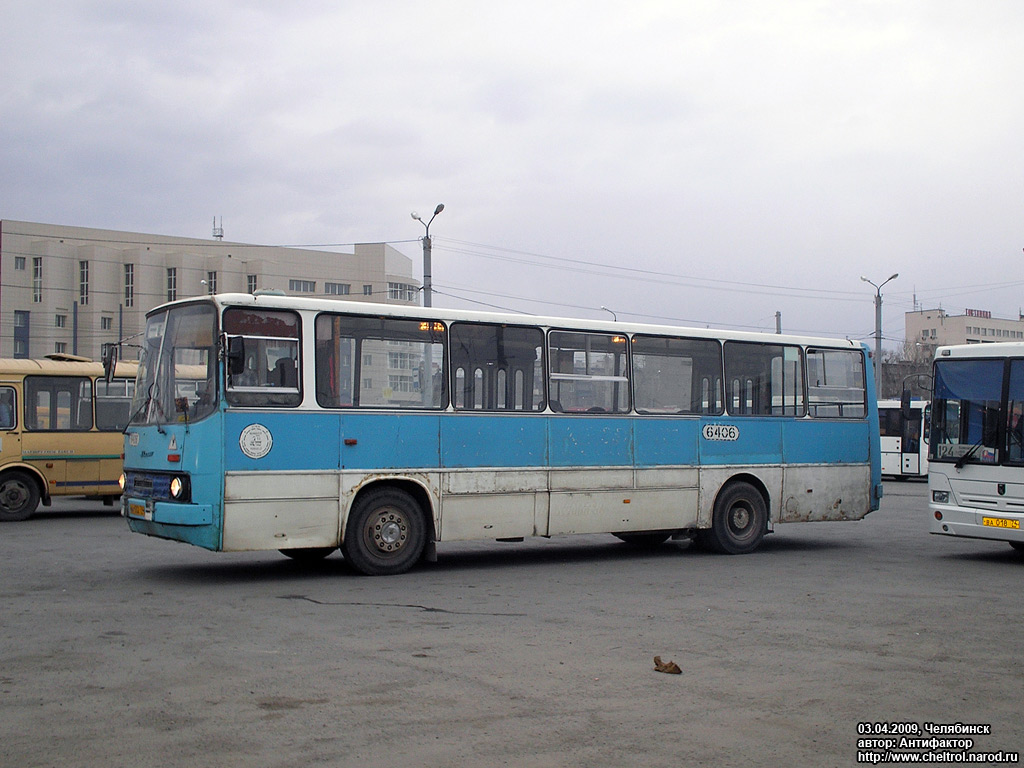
905 307 1024 357
0 220 419 361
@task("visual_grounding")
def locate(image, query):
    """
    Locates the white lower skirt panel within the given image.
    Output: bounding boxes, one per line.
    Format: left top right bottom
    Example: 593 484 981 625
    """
223 471 340 551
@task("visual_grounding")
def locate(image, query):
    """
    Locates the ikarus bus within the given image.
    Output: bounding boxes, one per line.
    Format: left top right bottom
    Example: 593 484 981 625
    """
119 293 883 575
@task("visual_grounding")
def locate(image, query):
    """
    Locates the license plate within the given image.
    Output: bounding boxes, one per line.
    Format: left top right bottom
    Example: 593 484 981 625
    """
982 516 1020 530
128 500 152 521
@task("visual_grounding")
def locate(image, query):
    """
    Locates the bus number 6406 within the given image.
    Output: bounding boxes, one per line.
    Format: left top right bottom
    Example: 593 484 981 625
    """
702 424 740 441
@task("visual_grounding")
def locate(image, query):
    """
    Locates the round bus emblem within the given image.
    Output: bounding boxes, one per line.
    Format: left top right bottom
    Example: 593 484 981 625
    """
239 424 273 459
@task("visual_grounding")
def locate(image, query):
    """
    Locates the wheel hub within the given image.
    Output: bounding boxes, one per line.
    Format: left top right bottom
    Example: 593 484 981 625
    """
371 511 408 553
730 505 751 532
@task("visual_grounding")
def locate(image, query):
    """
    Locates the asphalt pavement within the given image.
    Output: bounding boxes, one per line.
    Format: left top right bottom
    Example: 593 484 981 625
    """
1 481 1021 768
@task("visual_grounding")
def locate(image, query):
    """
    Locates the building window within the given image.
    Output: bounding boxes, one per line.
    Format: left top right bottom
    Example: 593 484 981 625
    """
55 314 67 328
101 317 112 330
388 282 417 302
325 282 351 295
289 279 315 293
32 258 42 303
13 311 30 358
79 261 89 305
363 284 373 296
54 342 67 354
167 268 177 301
124 264 135 308
206 271 217 295
247 275 257 294
14 256 25 270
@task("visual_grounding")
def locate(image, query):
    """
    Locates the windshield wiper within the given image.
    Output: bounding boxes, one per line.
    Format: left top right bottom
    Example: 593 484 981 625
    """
954 441 984 469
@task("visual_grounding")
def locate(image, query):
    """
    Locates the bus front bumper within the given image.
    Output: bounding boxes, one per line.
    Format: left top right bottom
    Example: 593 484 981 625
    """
124 497 213 526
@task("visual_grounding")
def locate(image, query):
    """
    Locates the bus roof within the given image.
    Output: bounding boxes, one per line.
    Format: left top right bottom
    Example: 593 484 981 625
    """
935 342 1024 360
0 358 138 378
150 293 868 351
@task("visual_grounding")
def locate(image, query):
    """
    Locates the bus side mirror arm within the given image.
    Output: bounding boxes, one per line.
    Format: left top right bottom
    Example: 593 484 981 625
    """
900 388 913 420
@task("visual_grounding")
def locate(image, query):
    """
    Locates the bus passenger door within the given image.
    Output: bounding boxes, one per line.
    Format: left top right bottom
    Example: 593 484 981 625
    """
21 376 98 496
0 384 22 473
901 410 923 475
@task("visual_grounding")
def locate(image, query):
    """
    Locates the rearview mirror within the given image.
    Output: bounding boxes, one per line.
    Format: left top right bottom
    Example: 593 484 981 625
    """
227 336 245 376
101 343 118 384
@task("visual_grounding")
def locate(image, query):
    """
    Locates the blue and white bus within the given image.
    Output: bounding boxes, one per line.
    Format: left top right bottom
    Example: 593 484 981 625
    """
119 293 882 575
929 342 1024 552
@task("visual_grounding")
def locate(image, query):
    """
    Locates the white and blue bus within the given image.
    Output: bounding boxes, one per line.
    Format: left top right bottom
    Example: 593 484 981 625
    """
929 342 1024 552
119 293 882 575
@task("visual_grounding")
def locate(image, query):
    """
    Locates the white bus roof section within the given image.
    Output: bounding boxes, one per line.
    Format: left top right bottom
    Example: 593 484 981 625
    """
156 293 867 351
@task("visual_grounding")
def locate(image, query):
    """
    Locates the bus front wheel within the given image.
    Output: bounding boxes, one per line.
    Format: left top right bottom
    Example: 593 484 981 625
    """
342 488 427 576
703 482 767 554
0 471 41 522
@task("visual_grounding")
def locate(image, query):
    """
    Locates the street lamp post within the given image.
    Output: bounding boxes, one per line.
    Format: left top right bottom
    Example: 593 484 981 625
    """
861 272 899 396
411 204 444 308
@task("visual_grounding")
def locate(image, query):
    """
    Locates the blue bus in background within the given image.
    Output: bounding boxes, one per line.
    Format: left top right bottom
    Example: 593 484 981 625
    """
118 293 882 575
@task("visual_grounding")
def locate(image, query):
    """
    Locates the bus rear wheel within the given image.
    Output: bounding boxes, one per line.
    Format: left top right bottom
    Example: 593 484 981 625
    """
703 481 767 554
342 488 427 576
0 471 41 522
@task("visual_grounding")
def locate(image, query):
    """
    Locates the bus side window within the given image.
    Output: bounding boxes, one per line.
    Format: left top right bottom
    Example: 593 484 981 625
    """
95 378 135 431
0 386 15 429
23 376 93 431
450 322 545 412
223 308 302 407
631 335 722 415
724 342 805 417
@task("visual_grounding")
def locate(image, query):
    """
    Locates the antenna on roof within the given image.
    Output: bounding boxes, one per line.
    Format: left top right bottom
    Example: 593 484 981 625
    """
212 216 224 240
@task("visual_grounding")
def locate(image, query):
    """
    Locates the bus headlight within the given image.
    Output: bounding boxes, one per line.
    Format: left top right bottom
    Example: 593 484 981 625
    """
118 473 126 492
932 490 950 504
170 476 185 499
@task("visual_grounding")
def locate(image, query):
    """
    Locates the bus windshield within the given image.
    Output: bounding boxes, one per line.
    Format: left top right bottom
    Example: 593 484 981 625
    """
131 303 218 426
931 358 1002 465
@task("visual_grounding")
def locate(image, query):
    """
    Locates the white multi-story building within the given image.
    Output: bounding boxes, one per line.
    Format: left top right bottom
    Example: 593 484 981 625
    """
0 219 420 361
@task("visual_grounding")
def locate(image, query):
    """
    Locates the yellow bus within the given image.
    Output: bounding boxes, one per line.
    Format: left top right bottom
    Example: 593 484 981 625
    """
0 355 138 521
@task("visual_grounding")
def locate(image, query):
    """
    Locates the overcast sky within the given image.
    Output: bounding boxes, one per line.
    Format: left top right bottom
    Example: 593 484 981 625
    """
2 1 1022 347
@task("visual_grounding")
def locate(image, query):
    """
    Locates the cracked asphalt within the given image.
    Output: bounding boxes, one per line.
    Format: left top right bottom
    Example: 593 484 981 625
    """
2 483 1022 767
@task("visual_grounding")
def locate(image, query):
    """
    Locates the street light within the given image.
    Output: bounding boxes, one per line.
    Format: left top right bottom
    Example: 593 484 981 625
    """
600 306 617 321
411 204 444 308
861 272 899 396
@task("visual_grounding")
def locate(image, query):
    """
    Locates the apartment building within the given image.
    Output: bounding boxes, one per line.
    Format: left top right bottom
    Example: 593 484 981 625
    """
0 220 420 361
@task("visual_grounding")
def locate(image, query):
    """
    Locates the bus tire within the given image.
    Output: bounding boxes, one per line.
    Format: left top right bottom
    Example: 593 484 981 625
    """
1009 541 1024 554
0 471 41 522
280 547 336 562
342 488 426 576
704 481 767 554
